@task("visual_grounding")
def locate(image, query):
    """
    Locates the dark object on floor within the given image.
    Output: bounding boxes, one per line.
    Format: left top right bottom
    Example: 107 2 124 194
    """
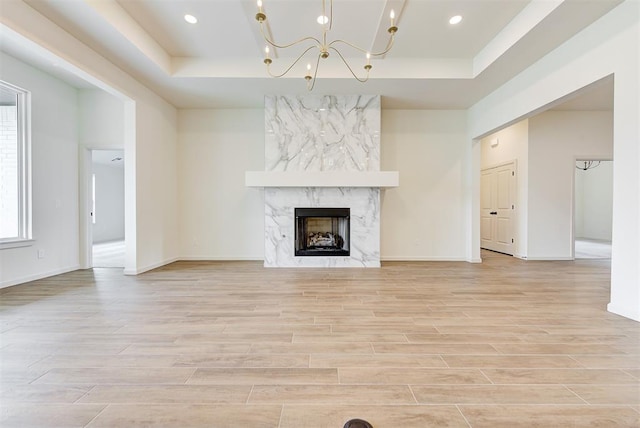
344 419 373 428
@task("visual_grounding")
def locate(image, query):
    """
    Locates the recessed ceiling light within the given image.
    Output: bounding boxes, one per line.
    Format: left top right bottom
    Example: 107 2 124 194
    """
317 15 329 25
449 15 462 25
184 14 198 24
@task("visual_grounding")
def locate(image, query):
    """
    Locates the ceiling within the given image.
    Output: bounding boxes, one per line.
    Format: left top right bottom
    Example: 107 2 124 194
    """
92 149 124 168
1 0 621 110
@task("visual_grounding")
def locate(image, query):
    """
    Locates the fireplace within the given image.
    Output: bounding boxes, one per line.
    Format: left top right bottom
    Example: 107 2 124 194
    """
295 208 350 257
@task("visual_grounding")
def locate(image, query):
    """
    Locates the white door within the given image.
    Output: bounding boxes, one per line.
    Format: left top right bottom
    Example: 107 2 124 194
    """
481 162 515 255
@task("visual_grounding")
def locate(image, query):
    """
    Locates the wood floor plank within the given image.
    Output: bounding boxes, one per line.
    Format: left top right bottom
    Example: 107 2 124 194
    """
187 367 338 385
566 384 640 405
248 385 416 404
77 385 252 404
481 368 640 384
33 367 196 385
0 404 106 428
458 405 640 427
85 404 282 428
411 384 585 404
338 368 491 385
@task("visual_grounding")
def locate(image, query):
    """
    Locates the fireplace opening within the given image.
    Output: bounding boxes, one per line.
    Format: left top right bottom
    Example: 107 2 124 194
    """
295 208 350 257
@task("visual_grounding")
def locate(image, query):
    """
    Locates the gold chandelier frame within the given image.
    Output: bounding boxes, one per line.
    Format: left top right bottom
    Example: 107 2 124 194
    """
256 0 398 90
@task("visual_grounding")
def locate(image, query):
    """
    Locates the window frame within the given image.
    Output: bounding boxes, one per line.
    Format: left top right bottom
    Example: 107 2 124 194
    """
0 80 32 249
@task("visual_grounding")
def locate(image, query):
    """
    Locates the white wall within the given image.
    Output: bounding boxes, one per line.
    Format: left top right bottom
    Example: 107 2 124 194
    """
0 52 80 287
480 120 529 258
79 89 124 149
575 161 613 241
528 111 613 259
133 100 179 272
178 109 264 259
92 162 125 243
381 110 468 260
175 109 472 262
468 1 639 320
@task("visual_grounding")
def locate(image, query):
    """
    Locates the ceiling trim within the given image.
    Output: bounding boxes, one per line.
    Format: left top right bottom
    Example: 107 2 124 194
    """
171 57 473 79
473 0 563 76
84 0 172 74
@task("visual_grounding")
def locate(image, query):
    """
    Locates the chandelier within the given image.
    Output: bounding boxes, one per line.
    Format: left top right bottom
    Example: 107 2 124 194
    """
576 160 602 171
255 0 398 90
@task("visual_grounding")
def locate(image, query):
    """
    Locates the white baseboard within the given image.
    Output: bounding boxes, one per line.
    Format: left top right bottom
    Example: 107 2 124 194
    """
123 256 265 275
524 256 574 261
179 256 263 261
124 257 179 275
0 265 81 289
381 256 468 262
607 302 640 322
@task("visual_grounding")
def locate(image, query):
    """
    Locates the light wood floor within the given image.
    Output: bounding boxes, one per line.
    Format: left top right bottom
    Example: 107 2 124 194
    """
92 240 125 268
575 238 612 259
1 251 638 427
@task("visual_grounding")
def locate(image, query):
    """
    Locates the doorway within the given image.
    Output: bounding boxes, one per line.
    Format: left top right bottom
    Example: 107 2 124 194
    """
91 149 125 267
574 159 613 259
481 161 516 255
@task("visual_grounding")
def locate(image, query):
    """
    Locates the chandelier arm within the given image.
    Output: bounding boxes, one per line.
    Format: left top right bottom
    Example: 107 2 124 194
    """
306 53 323 91
329 47 370 83
259 22 322 50
266 46 318 78
575 160 602 171
329 0 333 31
329 35 396 57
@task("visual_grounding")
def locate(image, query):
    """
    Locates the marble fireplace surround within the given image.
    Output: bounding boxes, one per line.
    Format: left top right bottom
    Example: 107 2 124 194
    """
246 95 398 267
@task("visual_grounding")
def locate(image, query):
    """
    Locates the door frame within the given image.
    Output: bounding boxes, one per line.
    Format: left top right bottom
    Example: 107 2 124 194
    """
79 148 93 269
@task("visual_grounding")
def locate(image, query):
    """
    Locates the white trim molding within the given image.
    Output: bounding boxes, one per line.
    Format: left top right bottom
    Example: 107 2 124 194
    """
245 171 399 188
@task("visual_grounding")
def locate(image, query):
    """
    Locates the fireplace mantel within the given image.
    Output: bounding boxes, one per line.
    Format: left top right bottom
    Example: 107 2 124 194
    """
245 171 399 188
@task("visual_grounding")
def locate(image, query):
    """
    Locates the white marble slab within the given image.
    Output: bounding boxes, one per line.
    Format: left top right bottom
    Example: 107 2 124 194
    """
265 95 380 172
264 187 380 267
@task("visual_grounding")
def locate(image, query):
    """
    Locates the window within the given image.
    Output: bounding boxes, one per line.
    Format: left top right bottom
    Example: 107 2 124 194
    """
0 81 31 247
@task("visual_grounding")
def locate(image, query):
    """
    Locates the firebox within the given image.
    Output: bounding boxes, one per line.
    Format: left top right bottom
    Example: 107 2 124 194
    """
295 208 350 257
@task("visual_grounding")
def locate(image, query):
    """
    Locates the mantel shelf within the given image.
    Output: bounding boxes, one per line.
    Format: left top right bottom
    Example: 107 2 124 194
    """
245 171 399 188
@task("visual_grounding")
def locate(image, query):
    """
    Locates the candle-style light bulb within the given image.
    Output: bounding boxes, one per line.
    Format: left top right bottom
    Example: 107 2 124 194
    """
390 9 395 26
364 52 372 71
305 63 313 83
257 0 263 12
263 44 272 65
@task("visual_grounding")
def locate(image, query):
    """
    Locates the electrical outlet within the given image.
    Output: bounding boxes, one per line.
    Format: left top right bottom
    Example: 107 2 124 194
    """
37 249 45 259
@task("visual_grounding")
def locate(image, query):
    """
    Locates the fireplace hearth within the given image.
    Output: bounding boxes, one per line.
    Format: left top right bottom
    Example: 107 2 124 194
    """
295 208 350 257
